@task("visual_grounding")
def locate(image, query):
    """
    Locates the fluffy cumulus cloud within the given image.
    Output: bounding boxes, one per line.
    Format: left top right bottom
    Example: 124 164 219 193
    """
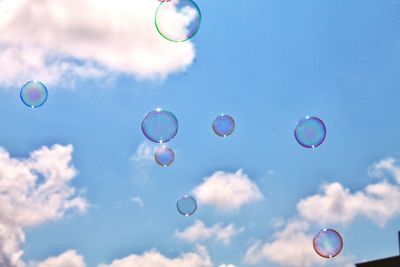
98 245 212 267
0 144 87 267
0 0 196 88
193 170 263 212
297 181 400 227
34 250 86 267
244 157 400 267
175 220 244 245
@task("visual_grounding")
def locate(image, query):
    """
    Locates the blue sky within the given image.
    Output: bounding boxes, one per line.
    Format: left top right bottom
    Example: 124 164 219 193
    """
0 0 400 267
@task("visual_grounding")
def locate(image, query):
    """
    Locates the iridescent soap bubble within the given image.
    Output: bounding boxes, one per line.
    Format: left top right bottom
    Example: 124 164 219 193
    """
177 195 197 216
154 146 175 167
141 108 178 143
20 80 48 108
313 228 343 258
294 116 326 148
155 0 201 42
212 114 235 137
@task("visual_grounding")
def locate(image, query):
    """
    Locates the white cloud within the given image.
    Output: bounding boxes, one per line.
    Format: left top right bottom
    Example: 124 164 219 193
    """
175 220 244 245
297 181 400 227
0 0 196 88
98 245 212 267
368 157 400 184
193 170 263 212
0 144 87 266
34 250 86 267
130 196 144 209
244 220 322 267
218 265 236 267
268 217 285 229
244 157 400 267
130 142 155 165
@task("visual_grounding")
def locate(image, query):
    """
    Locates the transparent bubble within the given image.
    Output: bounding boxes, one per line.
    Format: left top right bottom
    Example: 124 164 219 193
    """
20 80 48 108
313 228 343 258
177 195 197 216
155 0 201 42
154 146 175 167
294 116 326 148
141 108 178 143
212 114 235 137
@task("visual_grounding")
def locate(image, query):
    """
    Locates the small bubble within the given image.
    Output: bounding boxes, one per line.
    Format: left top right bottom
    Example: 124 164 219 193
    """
177 195 197 216
154 146 175 167
20 80 48 108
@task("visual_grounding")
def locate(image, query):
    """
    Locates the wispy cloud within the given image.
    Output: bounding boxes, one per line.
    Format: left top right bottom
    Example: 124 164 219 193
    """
175 220 244 245
130 142 155 166
130 197 144 209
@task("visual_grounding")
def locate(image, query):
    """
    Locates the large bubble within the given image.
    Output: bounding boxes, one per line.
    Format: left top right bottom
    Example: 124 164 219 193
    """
141 108 178 143
177 195 197 216
294 116 326 148
212 114 235 137
155 0 201 42
154 146 175 166
313 228 343 258
20 80 48 108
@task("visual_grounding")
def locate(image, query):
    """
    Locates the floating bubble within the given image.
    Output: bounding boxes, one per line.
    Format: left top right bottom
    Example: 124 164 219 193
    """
20 80 48 108
141 108 178 143
155 0 201 42
158 0 172 2
313 228 343 258
212 114 235 137
294 116 326 148
177 195 197 216
154 146 175 167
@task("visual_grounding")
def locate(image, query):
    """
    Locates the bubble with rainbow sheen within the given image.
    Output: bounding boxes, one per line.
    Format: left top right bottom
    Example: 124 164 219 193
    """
212 114 235 137
20 80 48 108
294 116 326 148
155 0 201 42
313 228 343 258
154 146 175 167
141 108 178 143
177 195 197 216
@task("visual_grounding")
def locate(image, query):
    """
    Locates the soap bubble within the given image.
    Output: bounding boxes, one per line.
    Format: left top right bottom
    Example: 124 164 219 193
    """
294 116 326 148
155 0 201 42
141 108 178 143
212 114 235 137
313 228 343 258
177 195 197 216
154 146 175 166
20 80 48 108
